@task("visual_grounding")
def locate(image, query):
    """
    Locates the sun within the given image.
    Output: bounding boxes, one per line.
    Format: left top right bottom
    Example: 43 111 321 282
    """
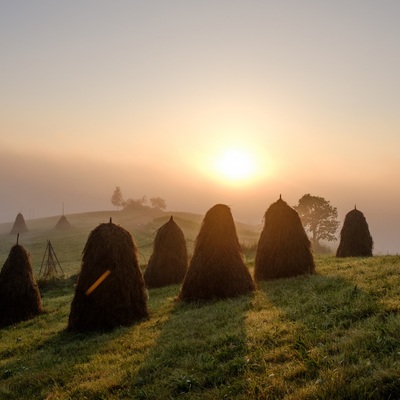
213 148 256 184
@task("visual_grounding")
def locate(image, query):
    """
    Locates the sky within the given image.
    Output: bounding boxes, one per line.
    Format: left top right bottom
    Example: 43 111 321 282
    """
1 1 400 253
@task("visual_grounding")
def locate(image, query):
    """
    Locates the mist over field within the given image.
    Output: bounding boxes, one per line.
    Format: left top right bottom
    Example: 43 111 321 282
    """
1 2 400 254
1 146 399 255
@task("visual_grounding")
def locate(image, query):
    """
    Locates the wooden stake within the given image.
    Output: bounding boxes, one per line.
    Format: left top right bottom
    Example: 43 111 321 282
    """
85 270 111 295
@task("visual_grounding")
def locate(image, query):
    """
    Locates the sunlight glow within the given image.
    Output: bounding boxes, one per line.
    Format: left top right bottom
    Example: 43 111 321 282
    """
214 148 256 182
187 122 274 188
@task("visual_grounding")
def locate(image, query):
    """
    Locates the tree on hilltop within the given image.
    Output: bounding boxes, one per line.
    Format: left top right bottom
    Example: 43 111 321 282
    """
111 186 125 210
293 194 339 248
123 196 148 211
113 189 167 212
150 197 167 211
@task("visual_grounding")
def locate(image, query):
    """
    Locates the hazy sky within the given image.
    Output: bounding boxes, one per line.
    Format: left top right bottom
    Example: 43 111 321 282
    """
1 1 400 253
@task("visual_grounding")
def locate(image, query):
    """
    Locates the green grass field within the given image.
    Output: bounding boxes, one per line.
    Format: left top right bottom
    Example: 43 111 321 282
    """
0 211 399 399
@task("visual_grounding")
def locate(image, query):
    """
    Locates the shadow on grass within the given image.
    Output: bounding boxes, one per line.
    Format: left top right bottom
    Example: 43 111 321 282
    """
0 317 141 399
116 293 254 399
0 283 178 400
253 271 400 399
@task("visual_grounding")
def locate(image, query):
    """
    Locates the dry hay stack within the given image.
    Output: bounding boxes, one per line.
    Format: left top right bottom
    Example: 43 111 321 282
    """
55 215 72 230
10 213 28 234
0 244 43 328
68 220 148 332
179 204 255 301
336 207 373 257
254 197 315 281
144 216 188 288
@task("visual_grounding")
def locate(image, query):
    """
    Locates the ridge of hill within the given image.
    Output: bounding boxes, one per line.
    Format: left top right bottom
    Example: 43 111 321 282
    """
0 208 260 277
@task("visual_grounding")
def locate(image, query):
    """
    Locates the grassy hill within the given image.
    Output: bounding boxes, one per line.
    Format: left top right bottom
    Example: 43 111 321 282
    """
0 211 400 399
0 209 260 277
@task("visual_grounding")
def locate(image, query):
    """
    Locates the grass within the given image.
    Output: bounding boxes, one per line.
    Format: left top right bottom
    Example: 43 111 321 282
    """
1 212 400 399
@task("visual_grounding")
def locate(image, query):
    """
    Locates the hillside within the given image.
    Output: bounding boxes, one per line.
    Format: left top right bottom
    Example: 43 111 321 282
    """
1 210 400 398
0 256 399 399
0 208 260 277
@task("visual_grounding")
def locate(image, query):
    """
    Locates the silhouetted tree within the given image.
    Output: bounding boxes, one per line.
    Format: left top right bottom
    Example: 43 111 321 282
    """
293 194 339 247
150 197 167 211
123 196 148 211
111 186 124 210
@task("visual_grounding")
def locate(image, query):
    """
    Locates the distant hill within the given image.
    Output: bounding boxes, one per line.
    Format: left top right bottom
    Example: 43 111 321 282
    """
0 208 260 278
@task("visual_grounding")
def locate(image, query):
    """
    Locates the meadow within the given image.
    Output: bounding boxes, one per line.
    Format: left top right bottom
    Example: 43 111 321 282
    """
0 211 399 399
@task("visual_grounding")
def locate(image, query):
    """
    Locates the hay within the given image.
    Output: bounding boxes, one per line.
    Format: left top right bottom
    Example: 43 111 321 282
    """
67 220 148 332
336 207 373 257
55 215 72 230
179 204 255 301
0 244 43 328
144 216 188 288
254 197 315 281
10 213 28 234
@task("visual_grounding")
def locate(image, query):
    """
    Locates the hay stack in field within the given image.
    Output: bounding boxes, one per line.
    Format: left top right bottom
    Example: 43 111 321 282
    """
254 196 315 281
68 220 148 332
144 216 188 288
10 213 28 234
179 204 255 301
0 243 43 327
336 207 373 257
55 215 72 230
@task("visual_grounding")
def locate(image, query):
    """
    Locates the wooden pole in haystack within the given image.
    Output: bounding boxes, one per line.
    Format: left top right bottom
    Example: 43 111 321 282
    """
336 207 373 257
144 216 188 288
39 240 64 280
67 220 148 332
0 242 43 327
254 196 315 281
10 212 29 234
179 204 255 301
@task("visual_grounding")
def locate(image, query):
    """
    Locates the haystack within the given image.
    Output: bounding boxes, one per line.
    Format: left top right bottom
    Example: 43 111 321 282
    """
336 207 373 257
144 216 188 288
68 220 148 332
0 243 43 327
179 204 255 301
10 212 28 234
254 196 315 281
55 215 72 230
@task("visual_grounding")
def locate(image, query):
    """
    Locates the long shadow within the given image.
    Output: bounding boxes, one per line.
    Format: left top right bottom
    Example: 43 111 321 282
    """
0 327 133 398
115 292 254 399
252 265 400 399
0 279 170 400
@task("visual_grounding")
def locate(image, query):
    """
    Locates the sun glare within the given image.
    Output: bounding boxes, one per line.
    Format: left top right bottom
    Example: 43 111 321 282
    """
214 148 256 184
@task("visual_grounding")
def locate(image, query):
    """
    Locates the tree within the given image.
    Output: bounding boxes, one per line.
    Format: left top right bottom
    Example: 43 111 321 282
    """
123 196 148 211
293 194 339 247
150 197 167 211
111 186 124 210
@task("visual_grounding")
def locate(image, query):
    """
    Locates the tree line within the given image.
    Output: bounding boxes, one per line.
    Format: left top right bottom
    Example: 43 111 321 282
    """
111 186 167 211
